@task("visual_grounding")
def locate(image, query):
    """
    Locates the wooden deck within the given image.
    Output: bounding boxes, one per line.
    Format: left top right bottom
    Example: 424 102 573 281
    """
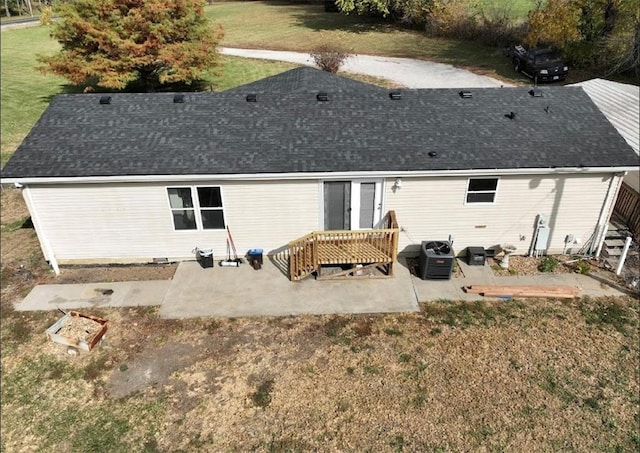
289 211 399 281
613 182 640 241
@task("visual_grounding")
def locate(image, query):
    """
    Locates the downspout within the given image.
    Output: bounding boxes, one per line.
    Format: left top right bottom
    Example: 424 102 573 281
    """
592 173 624 257
22 185 60 275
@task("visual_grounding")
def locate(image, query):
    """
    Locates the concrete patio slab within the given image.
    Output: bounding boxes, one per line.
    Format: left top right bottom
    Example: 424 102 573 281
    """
15 281 171 312
158 258 419 319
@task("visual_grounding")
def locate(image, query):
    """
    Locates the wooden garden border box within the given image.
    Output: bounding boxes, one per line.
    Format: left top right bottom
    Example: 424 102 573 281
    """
46 311 108 352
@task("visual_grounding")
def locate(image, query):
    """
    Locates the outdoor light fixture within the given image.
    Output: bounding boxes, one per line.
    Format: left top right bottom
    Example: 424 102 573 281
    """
393 178 403 190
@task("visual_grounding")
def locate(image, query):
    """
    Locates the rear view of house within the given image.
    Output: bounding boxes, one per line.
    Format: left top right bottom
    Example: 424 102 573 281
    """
2 68 637 278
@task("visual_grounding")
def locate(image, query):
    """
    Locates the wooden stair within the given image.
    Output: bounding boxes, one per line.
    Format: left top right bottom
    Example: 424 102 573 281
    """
602 216 637 270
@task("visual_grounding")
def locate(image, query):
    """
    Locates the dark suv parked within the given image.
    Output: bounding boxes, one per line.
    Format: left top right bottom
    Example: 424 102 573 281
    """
511 45 569 83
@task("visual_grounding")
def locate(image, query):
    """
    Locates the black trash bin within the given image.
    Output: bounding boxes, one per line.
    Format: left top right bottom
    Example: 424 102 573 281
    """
196 248 214 268
466 246 486 266
247 248 263 270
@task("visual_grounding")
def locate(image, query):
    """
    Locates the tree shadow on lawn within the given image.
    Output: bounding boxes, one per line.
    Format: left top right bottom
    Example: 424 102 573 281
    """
286 1 399 35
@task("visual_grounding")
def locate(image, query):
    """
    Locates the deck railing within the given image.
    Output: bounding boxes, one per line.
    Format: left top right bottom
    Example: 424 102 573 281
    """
613 182 640 240
288 211 399 281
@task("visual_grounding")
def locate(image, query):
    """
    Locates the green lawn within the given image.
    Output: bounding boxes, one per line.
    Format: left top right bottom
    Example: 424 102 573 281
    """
0 26 66 165
478 0 537 20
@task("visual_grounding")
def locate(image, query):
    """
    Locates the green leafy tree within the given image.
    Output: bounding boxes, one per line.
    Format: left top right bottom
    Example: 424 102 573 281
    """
526 0 582 49
335 0 392 16
335 0 431 25
527 0 639 76
599 0 639 76
39 0 224 91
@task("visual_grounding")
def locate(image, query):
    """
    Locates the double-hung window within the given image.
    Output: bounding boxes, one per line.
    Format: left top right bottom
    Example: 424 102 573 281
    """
466 178 498 204
167 186 225 230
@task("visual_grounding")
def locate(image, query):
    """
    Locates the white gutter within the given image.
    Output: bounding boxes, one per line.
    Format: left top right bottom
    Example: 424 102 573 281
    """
22 186 60 275
2 166 637 185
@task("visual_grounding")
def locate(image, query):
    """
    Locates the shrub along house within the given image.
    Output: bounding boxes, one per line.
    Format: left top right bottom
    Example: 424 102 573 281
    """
1 67 637 280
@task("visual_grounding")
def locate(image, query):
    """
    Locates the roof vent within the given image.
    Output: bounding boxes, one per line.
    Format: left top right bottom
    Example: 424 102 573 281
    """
458 91 473 99
504 112 516 120
173 94 185 103
246 93 257 103
428 151 438 157
528 88 543 97
389 92 402 100
99 96 112 105
316 92 329 102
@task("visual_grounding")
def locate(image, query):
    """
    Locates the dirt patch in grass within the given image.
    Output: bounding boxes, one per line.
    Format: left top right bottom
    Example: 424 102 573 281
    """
54 264 177 284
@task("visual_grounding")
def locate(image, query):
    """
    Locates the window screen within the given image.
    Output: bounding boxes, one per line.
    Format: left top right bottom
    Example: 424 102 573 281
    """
466 178 498 203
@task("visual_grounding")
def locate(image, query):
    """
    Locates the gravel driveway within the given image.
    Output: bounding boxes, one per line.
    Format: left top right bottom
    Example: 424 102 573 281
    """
220 47 512 88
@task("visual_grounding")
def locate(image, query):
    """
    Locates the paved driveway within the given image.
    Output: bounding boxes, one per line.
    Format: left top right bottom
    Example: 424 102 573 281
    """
220 47 512 88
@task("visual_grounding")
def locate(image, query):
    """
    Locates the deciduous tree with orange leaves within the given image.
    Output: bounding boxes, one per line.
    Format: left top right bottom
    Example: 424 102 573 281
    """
39 0 224 92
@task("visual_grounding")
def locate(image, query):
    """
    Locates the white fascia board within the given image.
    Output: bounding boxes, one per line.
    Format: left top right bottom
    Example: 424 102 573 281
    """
2 167 633 185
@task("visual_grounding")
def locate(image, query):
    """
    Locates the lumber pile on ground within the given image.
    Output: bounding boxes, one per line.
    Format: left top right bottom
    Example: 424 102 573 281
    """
464 285 580 299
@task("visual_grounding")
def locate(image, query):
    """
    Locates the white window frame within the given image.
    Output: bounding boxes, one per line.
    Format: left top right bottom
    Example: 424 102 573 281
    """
465 177 499 204
166 185 226 231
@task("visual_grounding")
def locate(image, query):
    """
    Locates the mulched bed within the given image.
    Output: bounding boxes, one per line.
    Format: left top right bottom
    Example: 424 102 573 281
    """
489 255 577 276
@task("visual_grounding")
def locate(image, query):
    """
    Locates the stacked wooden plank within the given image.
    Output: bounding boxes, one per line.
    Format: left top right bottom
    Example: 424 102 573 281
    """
464 285 580 299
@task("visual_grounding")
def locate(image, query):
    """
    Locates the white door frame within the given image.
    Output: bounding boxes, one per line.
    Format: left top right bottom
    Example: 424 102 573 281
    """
320 179 384 230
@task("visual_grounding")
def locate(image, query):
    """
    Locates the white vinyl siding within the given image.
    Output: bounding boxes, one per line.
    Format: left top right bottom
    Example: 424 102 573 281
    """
385 174 614 255
23 173 617 265
26 180 319 263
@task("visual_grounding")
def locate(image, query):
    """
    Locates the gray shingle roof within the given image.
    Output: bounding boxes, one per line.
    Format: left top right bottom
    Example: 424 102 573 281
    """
2 67 638 179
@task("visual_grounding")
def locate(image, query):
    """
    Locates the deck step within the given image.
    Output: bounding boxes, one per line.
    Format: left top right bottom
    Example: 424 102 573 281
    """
604 248 622 257
606 230 632 239
603 248 637 257
604 239 627 247
610 217 631 230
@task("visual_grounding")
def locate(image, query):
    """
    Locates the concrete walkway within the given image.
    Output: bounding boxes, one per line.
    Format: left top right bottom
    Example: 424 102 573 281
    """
13 258 631 318
220 47 511 89
16 281 171 312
